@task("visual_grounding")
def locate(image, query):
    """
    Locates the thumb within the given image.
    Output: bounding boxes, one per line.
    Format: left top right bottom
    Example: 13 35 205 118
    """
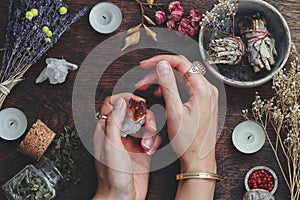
156 61 182 118
105 98 127 145
104 98 132 172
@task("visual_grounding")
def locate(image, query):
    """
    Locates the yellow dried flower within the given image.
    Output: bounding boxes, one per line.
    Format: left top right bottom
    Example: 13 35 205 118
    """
31 8 39 17
42 26 49 33
45 37 51 43
59 7 68 15
45 30 53 37
25 11 34 21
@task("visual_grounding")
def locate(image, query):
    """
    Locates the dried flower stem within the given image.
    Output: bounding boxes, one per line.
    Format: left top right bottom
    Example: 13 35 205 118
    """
251 42 300 200
135 0 166 25
135 0 165 7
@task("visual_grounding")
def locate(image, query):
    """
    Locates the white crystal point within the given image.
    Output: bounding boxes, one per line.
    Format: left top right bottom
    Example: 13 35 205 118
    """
36 58 78 84
35 68 48 84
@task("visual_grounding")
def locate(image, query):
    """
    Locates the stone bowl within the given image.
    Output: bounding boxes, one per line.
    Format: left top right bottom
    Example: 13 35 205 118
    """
199 0 291 88
244 166 278 195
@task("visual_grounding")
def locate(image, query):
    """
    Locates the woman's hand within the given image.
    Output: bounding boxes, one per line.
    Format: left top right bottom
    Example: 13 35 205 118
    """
136 55 219 200
137 55 218 172
93 93 162 200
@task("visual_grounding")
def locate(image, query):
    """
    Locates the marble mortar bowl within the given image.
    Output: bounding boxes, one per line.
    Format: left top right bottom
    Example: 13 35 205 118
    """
199 0 291 88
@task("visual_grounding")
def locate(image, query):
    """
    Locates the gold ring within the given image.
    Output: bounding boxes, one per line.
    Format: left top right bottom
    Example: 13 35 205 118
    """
95 112 108 120
183 61 206 79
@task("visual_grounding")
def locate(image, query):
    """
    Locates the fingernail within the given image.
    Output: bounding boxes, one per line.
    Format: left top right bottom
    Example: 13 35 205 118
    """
140 60 148 64
146 136 161 155
114 98 124 109
150 119 157 131
146 145 156 155
143 137 153 150
157 61 170 75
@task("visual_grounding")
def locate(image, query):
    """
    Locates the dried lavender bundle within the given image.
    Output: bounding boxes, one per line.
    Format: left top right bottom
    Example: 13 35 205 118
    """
0 0 88 108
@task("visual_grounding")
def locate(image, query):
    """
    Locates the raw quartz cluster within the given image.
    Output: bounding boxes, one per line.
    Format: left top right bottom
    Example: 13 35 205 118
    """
0 0 88 107
36 58 78 84
121 98 147 137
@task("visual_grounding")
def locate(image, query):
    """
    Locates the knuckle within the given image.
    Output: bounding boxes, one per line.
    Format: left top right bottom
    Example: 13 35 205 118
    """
103 96 112 106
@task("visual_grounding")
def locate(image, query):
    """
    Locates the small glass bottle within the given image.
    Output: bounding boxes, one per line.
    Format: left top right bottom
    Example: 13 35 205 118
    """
2 157 65 200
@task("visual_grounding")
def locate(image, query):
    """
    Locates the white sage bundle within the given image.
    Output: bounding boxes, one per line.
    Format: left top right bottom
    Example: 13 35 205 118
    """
239 14 277 72
208 36 245 65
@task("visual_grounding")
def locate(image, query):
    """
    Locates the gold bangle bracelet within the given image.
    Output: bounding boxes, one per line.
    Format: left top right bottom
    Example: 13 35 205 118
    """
176 172 221 181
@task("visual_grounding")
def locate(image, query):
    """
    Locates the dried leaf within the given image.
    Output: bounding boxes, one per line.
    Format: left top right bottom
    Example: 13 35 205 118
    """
147 0 154 8
127 23 142 35
143 15 156 26
143 24 157 42
121 31 141 51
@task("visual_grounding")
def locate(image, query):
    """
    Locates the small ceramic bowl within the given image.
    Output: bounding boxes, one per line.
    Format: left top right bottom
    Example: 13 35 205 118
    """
199 0 291 88
244 166 278 194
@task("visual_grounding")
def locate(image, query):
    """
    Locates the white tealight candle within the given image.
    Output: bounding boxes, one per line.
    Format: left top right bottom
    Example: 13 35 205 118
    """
0 108 27 140
232 120 265 154
89 2 122 34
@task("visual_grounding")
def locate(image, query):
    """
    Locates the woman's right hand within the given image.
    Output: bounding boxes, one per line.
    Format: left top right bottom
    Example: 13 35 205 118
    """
136 55 219 174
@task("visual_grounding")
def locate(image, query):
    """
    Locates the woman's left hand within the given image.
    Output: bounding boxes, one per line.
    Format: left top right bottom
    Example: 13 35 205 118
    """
93 93 162 200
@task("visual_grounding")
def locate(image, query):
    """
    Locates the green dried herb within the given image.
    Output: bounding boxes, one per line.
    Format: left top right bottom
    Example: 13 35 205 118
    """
3 166 54 200
46 126 82 184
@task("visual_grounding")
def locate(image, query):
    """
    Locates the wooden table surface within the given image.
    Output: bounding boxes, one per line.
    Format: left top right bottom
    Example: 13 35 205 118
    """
0 0 299 199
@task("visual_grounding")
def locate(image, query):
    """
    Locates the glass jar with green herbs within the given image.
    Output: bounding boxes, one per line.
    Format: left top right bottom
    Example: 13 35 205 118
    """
2 157 64 200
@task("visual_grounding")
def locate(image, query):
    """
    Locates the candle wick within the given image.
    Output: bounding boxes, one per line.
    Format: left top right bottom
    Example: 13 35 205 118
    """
10 121 15 126
248 135 252 140
102 16 107 20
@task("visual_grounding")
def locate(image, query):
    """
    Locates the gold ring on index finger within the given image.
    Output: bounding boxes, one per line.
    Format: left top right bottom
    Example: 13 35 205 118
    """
183 61 206 79
95 112 108 120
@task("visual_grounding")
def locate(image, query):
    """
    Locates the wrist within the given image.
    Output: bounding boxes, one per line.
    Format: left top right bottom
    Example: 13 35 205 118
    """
180 150 216 173
93 188 135 200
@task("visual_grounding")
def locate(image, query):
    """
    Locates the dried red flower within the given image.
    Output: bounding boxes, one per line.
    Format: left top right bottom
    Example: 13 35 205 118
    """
155 11 167 25
168 1 184 13
189 8 202 27
178 18 196 36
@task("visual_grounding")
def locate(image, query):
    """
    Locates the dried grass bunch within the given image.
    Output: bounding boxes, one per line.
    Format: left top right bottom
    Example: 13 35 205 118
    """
249 43 300 200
